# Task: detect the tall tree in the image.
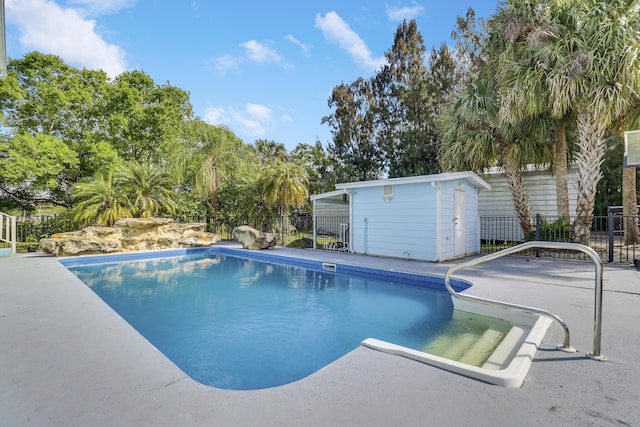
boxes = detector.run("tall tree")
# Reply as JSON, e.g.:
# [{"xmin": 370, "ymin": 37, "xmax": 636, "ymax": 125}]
[
  {"xmin": 259, "ymin": 160, "xmax": 309, "ymax": 219},
  {"xmin": 375, "ymin": 19, "xmax": 439, "ymax": 177},
  {"xmin": 497, "ymin": 0, "xmax": 640, "ymax": 244},
  {"xmin": 495, "ymin": 0, "xmax": 574, "ymax": 222},
  {"xmin": 105, "ymin": 70, "xmax": 193, "ymax": 164},
  {"xmin": 174, "ymin": 119, "xmax": 258, "ymax": 218},
  {"xmin": 440, "ymin": 75, "xmax": 552, "ymax": 235},
  {"xmin": 0, "ymin": 133, "xmax": 78, "ymax": 208},
  {"xmin": 322, "ymin": 78, "xmax": 384, "ymax": 182},
  {"xmin": 0, "ymin": 52, "xmax": 112, "ymax": 206},
  {"xmin": 253, "ymin": 139, "xmax": 288, "ymax": 163},
  {"xmin": 290, "ymin": 141, "xmax": 336, "ymax": 196},
  {"xmin": 450, "ymin": 7, "xmax": 486, "ymax": 88}
]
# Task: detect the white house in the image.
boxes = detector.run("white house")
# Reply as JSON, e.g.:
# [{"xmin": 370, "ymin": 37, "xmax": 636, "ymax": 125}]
[
  {"xmin": 311, "ymin": 171, "xmax": 491, "ymax": 262},
  {"xmin": 478, "ymin": 166, "xmax": 579, "ymax": 242}
]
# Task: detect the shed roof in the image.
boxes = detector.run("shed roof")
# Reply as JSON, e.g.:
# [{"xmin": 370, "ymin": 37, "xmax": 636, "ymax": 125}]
[
  {"xmin": 311, "ymin": 171, "xmax": 490, "ymax": 203},
  {"xmin": 334, "ymin": 171, "xmax": 491, "ymax": 191},
  {"xmin": 310, "ymin": 189, "xmax": 349, "ymax": 203}
]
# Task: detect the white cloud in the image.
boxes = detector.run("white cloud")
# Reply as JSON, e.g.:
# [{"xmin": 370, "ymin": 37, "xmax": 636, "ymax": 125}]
[
  {"xmin": 63, "ymin": 0, "xmax": 136, "ymax": 17},
  {"xmin": 284, "ymin": 34, "xmax": 310, "ymax": 55},
  {"xmin": 203, "ymin": 103, "xmax": 276, "ymax": 138},
  {"xmin": 315, "ymin": 11, "xmax": 385, "ymax": 71},
  {"xmin": 386, "ymin": 4, "xmax": 425, "ymax": 21},
  {"xmin": 245, "ymin": 103, "xmax": 273, "ymax": 122},
  {"xmin": 6, "ymin": 0, "xmax": 127, "ymax": 78},
  {"xmin": 211, "ymin": 55, "xmax": 239, "ymax": 72},
  {"xmin": 210, "ymin": 40, "xmax": 290, "ymax": 73},
  {"xmin": 241, "ymin": 40, "xmax": 282, "ymax": 64}
]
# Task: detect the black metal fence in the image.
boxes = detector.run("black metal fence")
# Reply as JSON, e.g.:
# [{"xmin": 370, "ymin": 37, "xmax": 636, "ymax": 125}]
[
  {"xmin": 481, "ymin": 214, "xmax": 639, "ymax": 264},
  {"xmin": 11, "ymin": 213, "xmax": 640, "ymax": 264},
  {"xmin": 14, "ymin": 215, "xmax": 89, "ymax": 242}
]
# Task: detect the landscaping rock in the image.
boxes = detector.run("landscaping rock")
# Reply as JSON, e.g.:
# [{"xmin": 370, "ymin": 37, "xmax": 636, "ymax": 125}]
[
  {"xmin": 39, "ymin": 218, "xmax": 220, "ymax": 256},
  {"xmin": 232, "ymin": 225, "xmax": 276, "ymax": 250}
]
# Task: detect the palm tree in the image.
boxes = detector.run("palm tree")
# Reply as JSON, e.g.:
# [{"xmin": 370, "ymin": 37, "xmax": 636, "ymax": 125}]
[
  {"xmin": 175, "ymin": 119, "xmax": 258, "ymax": 218},
  {"xmin": 259, "ymin": 160, "xmax": 309, "ymax": 236},
  {"xmin": 118, "ymin": 161, "xmax": 178, "ymax": 218},
  {"xmin": 493, "ymin": 0, "xmax": 574, "ymax": 222},
  {"xmin": 72, "ymin": 171, "xmax": 132, "ymax": 226},
  {"xmin": 253, "ymin": 139, "xmax": 288, "ymax": 164},
  {"xmin": 440, "ymin": 74, "xmax": 553, "ymax": 236},
  {"xmin": 497, "ymin": 0, "xmax": 640, "ymax": 244}
]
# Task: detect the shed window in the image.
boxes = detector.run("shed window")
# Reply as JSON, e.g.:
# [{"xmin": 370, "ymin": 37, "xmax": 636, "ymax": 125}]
[{"xmin": 382, "ymin": 185, "xmax": 394, "ymax": 202}]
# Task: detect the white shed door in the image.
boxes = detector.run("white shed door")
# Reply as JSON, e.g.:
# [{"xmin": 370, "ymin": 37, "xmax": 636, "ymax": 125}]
[{"xmin": 454, "ymin": 190, "xmax": 466, "ymax": 257}]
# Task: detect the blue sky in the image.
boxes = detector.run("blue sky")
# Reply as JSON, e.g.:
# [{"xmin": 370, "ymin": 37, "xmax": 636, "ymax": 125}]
[{"xmin": 5, "ymin": 0, "xmax": 500, "ymax": 150}]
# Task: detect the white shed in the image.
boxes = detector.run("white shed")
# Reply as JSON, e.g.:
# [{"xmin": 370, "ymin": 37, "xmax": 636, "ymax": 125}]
[{"xmin": 311, "ymin": 171, "xmax": 491, "ymax": 262}]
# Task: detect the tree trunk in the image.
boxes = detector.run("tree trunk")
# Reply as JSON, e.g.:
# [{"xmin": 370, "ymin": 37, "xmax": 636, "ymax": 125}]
[
  {"xmin": 502, "ymin": 149, "xmax": 533, "ymax": 236},
  {"xmin": 554, "ymin": 118, "xmax": 570, "ymax": 222},
  {"xmin": 573, "ymin": 112, "xmax": 607, "ymax": 245},
  {"xmin": 209, "ymin": 161, "xmax": 218, "ymax": 218},
  {"xmin": 622, "ymin": 166, "xmax": 638, "ymax": 245}
]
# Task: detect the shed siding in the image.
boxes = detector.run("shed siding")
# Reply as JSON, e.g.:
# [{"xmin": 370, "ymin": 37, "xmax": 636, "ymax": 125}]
[
  {"xmin": 435, "ymin": 181, "xmax": 480, "ymax": 260},
  {"xmin": 439, "ymin": 184, "xmax": 455, "ymax": 260},
  {"xmin": 351, "ymin": 183, "xmax": 437, "ymax": 260}
]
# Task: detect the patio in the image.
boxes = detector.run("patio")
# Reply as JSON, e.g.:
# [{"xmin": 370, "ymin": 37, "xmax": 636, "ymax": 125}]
[{"xmin": 1, "ymin": 246, "xmax": 639, "ymax": 426}]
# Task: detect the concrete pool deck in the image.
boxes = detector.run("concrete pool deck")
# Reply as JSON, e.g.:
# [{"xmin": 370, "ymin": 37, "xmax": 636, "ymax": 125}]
[{"xmin": 1, "ymin": 246, "xmax": 639, "ymax": 426}]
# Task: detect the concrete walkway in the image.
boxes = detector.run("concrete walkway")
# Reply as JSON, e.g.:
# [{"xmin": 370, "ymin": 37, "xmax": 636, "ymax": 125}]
[{"xmin": 1, "ymin": 247, "xmax": 639, "ymax": 426}]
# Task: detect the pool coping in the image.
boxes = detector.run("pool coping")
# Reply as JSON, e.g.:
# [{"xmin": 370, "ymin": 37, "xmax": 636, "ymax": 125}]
[{"xmin": 2, "ymin": 246, "xmax": 640, "ymax": 426}]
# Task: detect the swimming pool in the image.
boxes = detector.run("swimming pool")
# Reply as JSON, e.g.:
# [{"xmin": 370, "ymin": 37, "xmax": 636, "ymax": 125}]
[{"xmin": 61, "ymin": 248, "xmax": 550, "ymax": 388}]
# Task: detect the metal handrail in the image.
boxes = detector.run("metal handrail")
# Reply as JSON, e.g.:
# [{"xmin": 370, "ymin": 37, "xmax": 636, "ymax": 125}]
[{"xmin": 445, "ymin": 241, "xmax": 606, "ymax": 361}]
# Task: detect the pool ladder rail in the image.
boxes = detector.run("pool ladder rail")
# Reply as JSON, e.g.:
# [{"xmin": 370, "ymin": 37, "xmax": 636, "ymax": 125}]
[{"xmin": 444, "ymin": 241, "xmax": 607, "ymax": 362}]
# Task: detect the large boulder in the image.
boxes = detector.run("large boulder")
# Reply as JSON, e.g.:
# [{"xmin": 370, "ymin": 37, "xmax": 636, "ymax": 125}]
[
  {"xmin": 39, "ymin": 227, "xmax": 123, "ymax": 256},
  {"xmin": 232, "ymin": 225, "xmax": 276, "ymax": 250},
  {"xmin": 39, "ymin": 218, "xmax": 220, "ymax": 256}
]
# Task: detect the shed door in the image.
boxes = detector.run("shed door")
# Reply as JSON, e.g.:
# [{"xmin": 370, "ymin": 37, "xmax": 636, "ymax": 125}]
[{"xmin": 454, "ymin": 190, "xmax": 466, "ymax": 257}]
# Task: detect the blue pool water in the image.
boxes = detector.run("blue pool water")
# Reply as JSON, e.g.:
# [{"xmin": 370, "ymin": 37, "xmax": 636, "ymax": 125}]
[{"xmin": 65, "ymin": 250, "xmax": 460, "ymax": 390}]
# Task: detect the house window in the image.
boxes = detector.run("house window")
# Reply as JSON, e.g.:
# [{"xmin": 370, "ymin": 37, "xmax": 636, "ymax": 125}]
[{"xmin": 382, "ymin": 185, "xmax": 394, "ymax": 202}]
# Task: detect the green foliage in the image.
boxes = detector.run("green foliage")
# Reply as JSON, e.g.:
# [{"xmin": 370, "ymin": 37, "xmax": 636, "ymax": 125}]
[
  {"xmin": 105, "ymin": 71, "xmax": 193, "ymax": 163},
  {"xmin": 173, "ymin": 119, "xmax": 260, "ymax": 217},
  {"xmin": 259, "ymin": 160, "xmax": 309, "ymax": 217},
  {"xmin": 290, "ymin": 141, "xmax": 336, "ymax": 195},
  {"xmin": 72, "ymin": 161, "xmax": 179, "ymax": 225},
  {"xmin": 0, "ymin": 53, "xmax": 195, "ymax": 210},
  {"xmin": 0, "ymin": 133, "xmax": 79, "ymax": 208},
  {"xmin": 323, "ymin": 18, "xmax": 475, "ymax": 180},
  {"xmin": 323, "ymin": 78, "xmax": 384, "ymax": 182},
  {"xmin": 72, "ymin": 171, "xmax": 132, "ymax": 226},
  {"xmin": 286, "ymin": 237, "xmax": 314, "ymax": 249},
  {"xmin": 118, "ymin": 161, "xmax": 178, "ymax": 218},
  {"xmin": 525, "ymin": 217, "xmax": 572, "ymax": 243}
]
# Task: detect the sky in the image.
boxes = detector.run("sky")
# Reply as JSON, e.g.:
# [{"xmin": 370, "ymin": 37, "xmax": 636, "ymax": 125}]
[{"xmin": 4, "ymin": 0, "xmax": 500, "ymax": 150}]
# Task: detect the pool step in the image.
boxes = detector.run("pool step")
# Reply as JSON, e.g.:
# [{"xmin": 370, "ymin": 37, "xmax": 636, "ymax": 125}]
[
  {"xmin": 421, "ymin": 311, "xmax": 515, "ymax": 367},
  {"xmin": 423, "ymin": 327, "xmax": 509, "ymax": 366}
]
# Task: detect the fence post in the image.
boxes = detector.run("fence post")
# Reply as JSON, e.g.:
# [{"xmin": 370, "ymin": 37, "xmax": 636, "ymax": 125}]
[
  {"xmin": 607, "ymin": 212, "xmax": 614, "ymax": 263},
  {"xmin": 535, "ymin": 214, "xmax": 541, "ymax": 258}
]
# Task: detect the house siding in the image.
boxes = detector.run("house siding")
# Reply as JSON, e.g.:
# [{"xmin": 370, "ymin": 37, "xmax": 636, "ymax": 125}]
[
  {"xmin": 479, "ymin": 168, "xmax": 578, "ymax": 218},
  {"xmin": 351, "ymin": 183, "xmax": 437, "ymax": 260},
  {"xmin": 479, "ymin": 168, "xmax": 579, "ymax": 242}
]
